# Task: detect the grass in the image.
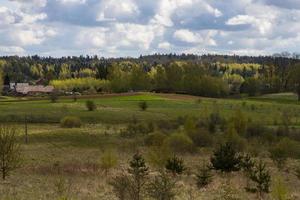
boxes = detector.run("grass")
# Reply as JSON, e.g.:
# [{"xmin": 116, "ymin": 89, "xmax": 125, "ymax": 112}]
[
  {"xmin": 0, "ymin": 92, "xmax": 299, "ymax": 125},
  {"xmin": 249, "ymin": 92, "xmax": 300, "ymax": 105},
  {"xmin": 0, "ymin": 92, "xmax": 300, "ymax": 199}
]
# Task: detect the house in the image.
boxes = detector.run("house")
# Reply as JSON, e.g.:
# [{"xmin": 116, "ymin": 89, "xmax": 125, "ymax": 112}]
[{"xmin": 14, "ymin": 83, "xmax": 54, "ymax": 95}]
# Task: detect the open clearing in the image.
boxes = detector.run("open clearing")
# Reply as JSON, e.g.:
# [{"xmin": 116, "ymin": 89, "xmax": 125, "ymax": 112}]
[{"xmin": 0, "ymin": 93, "xmax": 300, "ymax": 199}]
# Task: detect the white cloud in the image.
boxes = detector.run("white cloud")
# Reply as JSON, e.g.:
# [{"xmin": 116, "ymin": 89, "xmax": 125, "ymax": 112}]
[
  {"xmin": 75, "ymin": 22, "xmax": 164, "ymax": 51},
  {"xmin": 20, "ymin": 13, "xmax": 47, "ymax": 23},
  {"xmin": 151, "ymin": 0, "xmax": 222, "ymax": 27},
  {"xmin": 0, "ymin": 45, "xmax": 25, "ymax": 55},
  {"xmin": 2, "ymin": 0, "xmax": 300, "ymax": 56},
  {"xmin": 76, "ymin": 28, "xmax": 107, "ymax": 47},
  {"xmin": 158, "ymin": 42, "xmax": 171, "ymax": 49},
  {"xmin": 0, "ymin": 6, "xmax": 16, "ymax": 25},
  {"xmin": 174, "ymin": 29, "xmax": 201, "ymax": 43},
  {"xmin": 96, "ymin": 0, "xmax": 139, "ymax": 21},
  {"xmin": 5, "ymin": 25, "xmax": 57, "ymax": 46},
  {"xmin": 58, "ymin": 0, "xmax": 86, "ymax": 4},
  {"xmin": 113, "ymin": 23, "xmax": 162, "ymax": 50},
  {"xmin": 9, "ymin": 0, "xmax": 47, "ymax": 7},
  {"xmin": 173, "ymin": 29, "xmax": 217, "ymax": 47},
  {"xmin": 226, "ymin": 15, "xmax": 273, "ymax": 35}
]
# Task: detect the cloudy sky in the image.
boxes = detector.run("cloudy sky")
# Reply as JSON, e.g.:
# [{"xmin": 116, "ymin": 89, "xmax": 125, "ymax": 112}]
[{"xmin": 0, "ymin": 0, "xmax": 300, "ymax": 57}]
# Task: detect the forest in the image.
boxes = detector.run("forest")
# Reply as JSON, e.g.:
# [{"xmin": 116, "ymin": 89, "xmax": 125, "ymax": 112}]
[{"xmin": 0, "ymin": 54, "xmax": 300, "ymax": 100}]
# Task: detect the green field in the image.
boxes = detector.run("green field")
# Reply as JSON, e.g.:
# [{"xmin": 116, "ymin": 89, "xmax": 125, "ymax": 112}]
[
  {"xmin": 0, "ymin": 93, "xmax": 300, "ymax": 199},
  {"xmin": 0, "ymin": 92, "xmax": 299, "ymax": 126}
]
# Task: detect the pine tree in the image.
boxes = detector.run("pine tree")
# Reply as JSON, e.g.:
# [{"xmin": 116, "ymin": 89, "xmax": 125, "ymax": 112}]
[
  {"xmin": 210, "ymin": 142, "xmax": 241, "ymax": 172},
  {"xmin": 109, "ymin": 173, "xmax": 130, "ymax": 200},
  {"xmin": 146, "ymin": 172, "xmax": 177, "ymax": 200},
  {"xmin": 195, "ymin": 162, "xmax": 213, "ymax": 188},
  {"xmin": 127, "ymin": 153, "xmax": 149, "ymax": 200},
  {"xmin": 249, "ymin": 160, "xmax": 271, "ymax": 198},
  {"xmin": 165, "ymin": 155, "xmax": 186, "ymax": 176},
  {"xmin": 240, "ymin": 154, "xmax": 255, "ymax": 191}
]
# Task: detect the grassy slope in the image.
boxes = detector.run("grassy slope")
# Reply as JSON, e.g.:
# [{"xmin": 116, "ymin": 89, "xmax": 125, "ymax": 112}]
[
  {"xmin": 0, "ymin": 93, "xmax": 300, "ymax": 199},
  {"xmin": 0, "ymin": 92, "xmax": 299, "ymax": 125}
]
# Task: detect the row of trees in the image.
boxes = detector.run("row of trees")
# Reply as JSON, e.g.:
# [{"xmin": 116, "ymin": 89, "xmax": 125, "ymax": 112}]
[{"xmin": 1, "ymin": 55, "xmax": 300, "ymax": 99}]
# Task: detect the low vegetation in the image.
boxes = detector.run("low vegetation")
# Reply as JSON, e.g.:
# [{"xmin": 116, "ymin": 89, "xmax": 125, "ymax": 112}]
[
  {"xmin": 0, "ymin": 93, "xmax": 299, "ymax": 199},
  {"xmin": 60, "ymin": 116, "xmax": 82, "ymax": 128}
]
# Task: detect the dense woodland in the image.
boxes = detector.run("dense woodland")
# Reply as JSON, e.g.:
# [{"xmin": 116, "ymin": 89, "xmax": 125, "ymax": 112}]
[{"xmin": 0, "ymin": 54, "xmax": 300, "ymax": 99}]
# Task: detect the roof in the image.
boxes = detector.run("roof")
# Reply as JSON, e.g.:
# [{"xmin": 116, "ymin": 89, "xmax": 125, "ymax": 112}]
[{"xmin": 15, "ymin": 84, "xmax": 54, "ymax": 94}]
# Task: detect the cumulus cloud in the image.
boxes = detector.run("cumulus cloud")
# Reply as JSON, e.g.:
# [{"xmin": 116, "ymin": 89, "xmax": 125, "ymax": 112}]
[
  {"xmin": 151, "ymin": 0, "xmax": 222, "ymax": 27},
  {"xmin": 9, "ymin": 0, "xmax": 47, "ymax": 7},
  {"xmin": 158, "ymin": 42, "xmax": 171, "ymax": 49},
  {"xmin": 96, "ymin": 0, "xmax": 139, "ymax": 22},
  {"xmin": 173, "ymin": 29, "xmax": 217, "ymax": 46},
  {"xmin": 4, "ymin": 25, "xmax": 57, "ymax": 46},
  {"xmin": 1, "ymin": 0, "xmax": 300, "ymax": 56},
  {"xmin": 75, "ymin": 22, "xmax": 164, "ymax": 51},
  {"xmin": 226, "ymin": 15, "xmax": 273, "ymax": 35},
  {"xmin": 0, "ymin": 45, "xmax": 25, "ymax": 55},
  {"xmin": 58, "ymin": 0, "xmax": 87, "ymax": 4},
  {"xmin": 0, "ymin": 6, "xmax": 16, "ymax": 25},
  {"xmin": 174, "ymin": 29, "xmax": 201, "ymax": 43}
]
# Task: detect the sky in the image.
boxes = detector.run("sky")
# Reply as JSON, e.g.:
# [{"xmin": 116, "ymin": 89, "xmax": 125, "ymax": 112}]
[{"xmin": 0, "ymin": 0, "xmax": 300, "ymax": 57}]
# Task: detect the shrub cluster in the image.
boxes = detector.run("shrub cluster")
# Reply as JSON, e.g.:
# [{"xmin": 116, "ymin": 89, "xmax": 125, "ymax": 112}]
[{"xmin": 60, "ymin": 116, "xmax": 82, "ymax": 128}]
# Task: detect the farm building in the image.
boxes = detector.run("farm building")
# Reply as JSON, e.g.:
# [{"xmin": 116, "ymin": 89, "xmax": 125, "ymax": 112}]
[{"xmin": 9, "ymin": 83, "xmax": 54, "ymax": 95}]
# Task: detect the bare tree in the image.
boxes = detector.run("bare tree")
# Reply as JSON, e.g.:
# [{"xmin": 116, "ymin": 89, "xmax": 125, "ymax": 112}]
[{"xmin": 0, "ymin": 125, "xmax": 21, "ymax": 180}]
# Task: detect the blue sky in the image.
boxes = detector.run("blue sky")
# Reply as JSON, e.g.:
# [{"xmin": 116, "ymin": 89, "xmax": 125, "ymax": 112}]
[{"xmin": 0, "ymin": 0, "xmax": 300, "ymax": 57}]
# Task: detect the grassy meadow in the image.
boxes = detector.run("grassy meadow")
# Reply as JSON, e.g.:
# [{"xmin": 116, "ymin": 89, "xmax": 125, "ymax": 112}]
[{"xmin": 0, "ymin": 92, "xmax": 300, "ymax": 199}]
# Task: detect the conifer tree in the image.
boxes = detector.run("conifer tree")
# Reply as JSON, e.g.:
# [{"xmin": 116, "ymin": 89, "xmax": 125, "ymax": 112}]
[{"xmin": 210, "ymin": 142, "xmax": 241, "ymax": 172}]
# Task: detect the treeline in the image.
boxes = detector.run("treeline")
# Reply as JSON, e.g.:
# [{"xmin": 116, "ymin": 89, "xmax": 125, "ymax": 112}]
[{"xmin": 0, "ymin": 54, "xmax": 300, "ymax": 98}]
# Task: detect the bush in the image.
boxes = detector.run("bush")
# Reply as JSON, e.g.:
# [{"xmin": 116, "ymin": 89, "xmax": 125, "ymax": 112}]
[
  {"xmin": 271, "ymin": 177, "xmax": 289, "ymax": 200},
  {"xmin": 269, "ymin": 138, "xmax": 300, "ymax": 169},
  {"xmin": 120, "ymin": 122, "xmax": 153, "ymax": 138},
  {"xmin": 0, "ymin": 125, "xmax": 21, "ymax": 180},
  {"xmin": 187, "ymin": 128, "xmax": 214, "ymax": 147},
  {"xmin": 139, "ymin": 101, "xmax": 148, "ymax": 111},
  {"xmin": 230, "ymin": 109, "xmax": 247, "ymax": 136},
  {"xmin": 50, "ymin": 91, "xmax": 59, "ymax": 103},
  {"xmin": 144, "ymin": 132, "xmax": 167, "ymax": 146},
  {"xmin": 208, "ymin": 111, "xmax": 223, "ymax": 133},
  {"xmin": 101, "ymin": 150, "xmax": 118, "ymax": 175},
  {"xmin": 195, "ymin": 162, "xmax": 213, "ymax": 188},
  {"xmin": 109, "ymin": 173, "xmax": 130, "ymax": 200},
  {"xmin": 146, "ymin": 172, "xmax": 177, "ymax": 200},
  {"xmin": 146, "ymin": 145, "xmax": 171, "ymax": 169},
  {"xmin": 225, "ymin": 124, "xmax": 247, "ymax": 152},
  {"xmin": 60, "ymin": 116, "xmax": 82, "ymax": 128},
  {"xmin": 164, "ymin": 133, "xmax": 194, "ymax": 153},
  {"xmin": 269, "ymin": 145, "xmax": 289, "ymax": 170},
  {"xmin": 246, "ymin": 122, "xmax": 267, "ymax": 138},
  {"xmin": 86, "ymin": 100, "xmax": 97, "ymax": 111},
  {"xmin": 165, "ymin": 155, "xmax": 185, "ymax": 176}
]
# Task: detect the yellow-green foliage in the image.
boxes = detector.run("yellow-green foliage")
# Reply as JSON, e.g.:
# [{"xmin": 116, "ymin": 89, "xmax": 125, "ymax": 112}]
[
  {"xmin": 272, "ymin": 177, "xmax": 289, "ymax": 200},
  {"xmin": 218, "ymin": 62, "xmax": 261, "ymax": 72},
  {"xmin": 101, "ymin": 150, "xmax": 118, "ymax": 174},
  {"xmin": 60, "ymin": 116, "xmax": 82, "ymax": 128},
  {"xmin": 50, "ymin": 78, "xmax": 110, "ymax": 92}
]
